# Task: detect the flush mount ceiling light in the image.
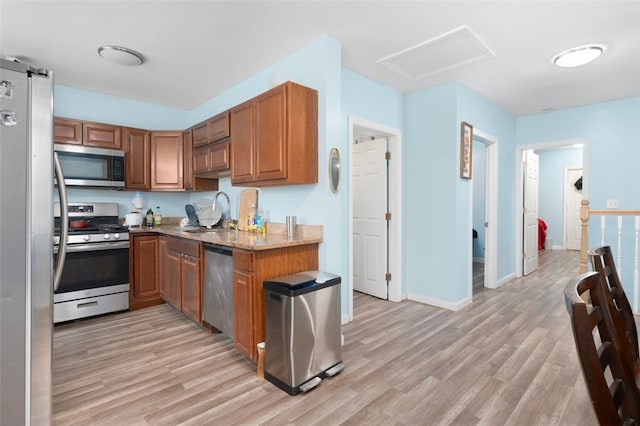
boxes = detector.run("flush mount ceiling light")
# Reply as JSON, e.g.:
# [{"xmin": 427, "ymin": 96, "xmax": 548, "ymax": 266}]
[
  {"xmin": 97, "ymin": 45, "xmax": 144, "ymax": 66},
  {"xmin": 553, "ymin": 44, "xmax": 604, "ymax": 68}
]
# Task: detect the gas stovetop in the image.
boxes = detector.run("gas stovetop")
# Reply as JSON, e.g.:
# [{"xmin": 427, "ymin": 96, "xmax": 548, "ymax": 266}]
[
  {"xmin": 54, "ymin": 202, "xmax": 129, "ymax": 245},
  {"xmin": 56, "ymin": 223, "xmax": 128, "ymax": 235}
]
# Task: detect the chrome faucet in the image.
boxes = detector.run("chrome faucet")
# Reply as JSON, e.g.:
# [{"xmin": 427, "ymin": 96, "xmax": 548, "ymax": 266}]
[{"xmin": 213, "ymin": 191, "xmax": 232, "ymax": 227}]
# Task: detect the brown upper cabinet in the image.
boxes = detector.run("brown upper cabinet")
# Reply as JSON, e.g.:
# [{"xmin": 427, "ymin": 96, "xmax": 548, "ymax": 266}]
[
  {"xmin": 123, "ymin": 127, "xmax": 151, "ymax": 189},
  {"xmin": 122, "ymin": 127, "xmax": 216, "ymax": 192},
  {"xmin": 54, "ymin": 117, "xmax": 217, "ymax": 192},
  {"xmin": 230, "ymin": 81, "xmax": 318, "ymax": 187},
  {"xmin": 193, "ymin": 110, "xmax": 230, "ymax": 148},
  {"xmin": 192, "ymin": 110, "xmax": 231, "ymax": 178},
  {"xmin": 184, "ymin": 128, "xmax": 219, "ymax": 191},
  {"xmin": 193, "ymin": 140, "xmax": 231, "ymax": 177},
  {"xmin": 54, "ymin": 118, "xmax": 121, "ymax": 149},
  {"xmin": 53, "ymin": 118, "xmax": 82, "ymax": 145},
  {"xmin": 150, "ymin": 131, "xmax": 186, "ymax": 190}
]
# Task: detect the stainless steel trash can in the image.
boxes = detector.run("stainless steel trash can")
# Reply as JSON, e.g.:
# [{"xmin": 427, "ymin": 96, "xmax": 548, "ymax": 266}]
[{"xmin": 263, "ymin": 271, "xmax": 344, "ymax": 395}]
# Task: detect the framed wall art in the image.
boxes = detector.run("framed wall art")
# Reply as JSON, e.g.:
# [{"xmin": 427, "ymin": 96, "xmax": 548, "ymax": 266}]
[{"xmin": 460, "ymin": 121, "xmax": 473, "ymax": 179}]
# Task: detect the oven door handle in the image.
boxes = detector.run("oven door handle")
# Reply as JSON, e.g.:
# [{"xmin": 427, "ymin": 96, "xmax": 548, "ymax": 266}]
[
  {"xmin": 54, "ymin": 241, "xmax": 130, "ymax": 253},
  {"xmin": 53, "ymin": 152, "xmax": 68, "ymax": 292}
]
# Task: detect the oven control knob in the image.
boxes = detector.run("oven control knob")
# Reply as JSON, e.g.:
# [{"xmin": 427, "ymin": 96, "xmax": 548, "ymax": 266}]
[
  {"xmin": 113, "ymin": 233, "xmax": 120, "ymax": 240},
  {"xmin": 103, "ymin": 234, "xmax": 111, "ymax": 240},
  {"xmin": 83, "ymin": 235, "xmax": 91, "ymax": 242}
]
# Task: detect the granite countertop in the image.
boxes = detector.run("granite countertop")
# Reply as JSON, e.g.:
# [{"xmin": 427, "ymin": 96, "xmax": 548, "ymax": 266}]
[{"xmin": 129, "ymin": 221, "xmax": 322, "ymax": 251}]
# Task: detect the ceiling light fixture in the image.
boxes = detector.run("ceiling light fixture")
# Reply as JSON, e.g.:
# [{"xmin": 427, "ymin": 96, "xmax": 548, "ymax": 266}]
[
  {"xmin": 97, "ymin": 45, "xmax": 144, "ymax": 66},
  {"xmin": 553, "ymin": 44, "xmax": 604, "ymax": 68}
]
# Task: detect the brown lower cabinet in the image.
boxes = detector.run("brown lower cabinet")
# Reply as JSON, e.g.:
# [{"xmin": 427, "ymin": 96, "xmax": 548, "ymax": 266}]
[
  {"xmin": 132, "ymin": 233, "xmax": 319, "ymax": 362},
  {"xmin": 130, "ymin": 233, "xmax": 162, "ymax": 310},
  {"xmin": 159, "ymin": 235, "xmax": 202, "ymax": 324},
  {"xmin": 233, "ymin": 243, "xmax": 319, "ymax": 361}
]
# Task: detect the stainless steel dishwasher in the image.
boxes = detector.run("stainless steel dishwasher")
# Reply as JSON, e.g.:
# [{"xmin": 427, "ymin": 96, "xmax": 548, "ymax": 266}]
[{"xmin": 203, "ymin": 244, "xmax": 234, "ymax": 339}]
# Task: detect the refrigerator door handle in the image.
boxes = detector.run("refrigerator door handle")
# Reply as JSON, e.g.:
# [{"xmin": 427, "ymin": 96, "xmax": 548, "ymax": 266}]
[{"xmin": 53, "ymin": 152, "xmax": 68, "ymax": 291}]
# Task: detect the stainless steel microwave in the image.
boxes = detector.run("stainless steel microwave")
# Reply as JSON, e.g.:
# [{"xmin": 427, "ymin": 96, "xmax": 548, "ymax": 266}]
[{"xmin": 54, "ymin": 143, "xmax": 125, "ymax": 189}]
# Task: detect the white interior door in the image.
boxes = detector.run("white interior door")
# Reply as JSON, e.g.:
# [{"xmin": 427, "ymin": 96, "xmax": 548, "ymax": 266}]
[
  {"xmin": 353, "ymin": 138, "xmax": 388, "ymax": 299},
  {"xmin": 523, "ymin": 150, "xmax": 539, "ymax": 276},
  {"xmin": 564, "ymin": 168, "xmax": 583, "ymax": 250}
]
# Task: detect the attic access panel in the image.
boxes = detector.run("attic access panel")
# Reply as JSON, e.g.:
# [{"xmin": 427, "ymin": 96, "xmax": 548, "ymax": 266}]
[{"xmin": 377, "ymin": 25, "xmax": 495, "ymax": 80}]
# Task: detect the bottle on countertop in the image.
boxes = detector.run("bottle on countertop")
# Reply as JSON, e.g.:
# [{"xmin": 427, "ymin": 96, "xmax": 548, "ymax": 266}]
[
  {"xmin": 154, "ymin": 206, "xmax": 162, "ymax": 226},
  {"xmin": 262, "ymin": 209, "xmax": 269, "ymax": 235},
  {"xmin": 256, "ymin": 208, "xmax": 264, "ymax": 234},
  {"xmin": 247, "ymin": 205, "xmax": 257, "ymax": 232},
  {"xmin": 146, "ymin": 208, "xmax": 154, "ymax": 228}
]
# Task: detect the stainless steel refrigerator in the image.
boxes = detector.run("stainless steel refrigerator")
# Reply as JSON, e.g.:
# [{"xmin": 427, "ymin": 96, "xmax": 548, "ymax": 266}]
[{"xmin": 1, "ymin": 58, "xmax": 68, "ymax": 425}]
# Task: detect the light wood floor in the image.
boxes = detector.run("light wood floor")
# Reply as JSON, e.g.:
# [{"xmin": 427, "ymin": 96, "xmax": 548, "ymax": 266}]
[{"xmin": 53, "ymin": 249, "xmax": 597, "ymax": 425}]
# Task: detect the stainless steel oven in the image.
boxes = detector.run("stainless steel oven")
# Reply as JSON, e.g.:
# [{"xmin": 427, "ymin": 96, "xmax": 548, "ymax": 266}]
[{"xmin": 53, "ymin": 202, "xmax": 129, "ymax": 323}]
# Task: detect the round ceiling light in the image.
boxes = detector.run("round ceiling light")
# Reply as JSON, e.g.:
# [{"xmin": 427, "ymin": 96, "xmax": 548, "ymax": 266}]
[
  {"xmin": 97, "ymin": 45, "xmax": 144, "ymax": 66},
  {"xmin": 553, "ymin": 44, "xmax": 604, "ymax": 68}
]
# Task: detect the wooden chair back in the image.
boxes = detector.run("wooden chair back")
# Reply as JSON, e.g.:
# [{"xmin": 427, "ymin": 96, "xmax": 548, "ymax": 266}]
[
  {"xmin": 564, "ymin": 272, "xmax": 640, "ymax": 424},
  {"xmin": 589, "ymin": 245, "xmax": 639, "ymax": 363}
]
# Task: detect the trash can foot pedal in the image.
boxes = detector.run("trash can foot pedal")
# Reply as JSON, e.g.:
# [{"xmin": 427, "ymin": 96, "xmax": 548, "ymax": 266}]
[
  {"xmin": 299, "ymin": 376, "xmax": 322, "ymax": 393},
  {"xmin": 323, "ymin": 362, "xmax": 344, "ymax": 378}
]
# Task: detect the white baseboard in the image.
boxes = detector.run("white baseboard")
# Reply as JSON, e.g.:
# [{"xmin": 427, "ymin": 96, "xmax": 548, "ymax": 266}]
[
  {"xmin": 341, "ymin": 314, "xmax": 350, "ymax": 325},
  {"xmin": 496, "ymin": 273, "xmax": 515, "ymax": 288},
  {"xmin": 407, "ymin": 293, "xmax": 472, "ymax": 311}
]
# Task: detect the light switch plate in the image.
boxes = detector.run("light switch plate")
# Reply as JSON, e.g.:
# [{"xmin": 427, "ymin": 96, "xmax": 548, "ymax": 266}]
[{"xmin": 606, "ymin": 199, "xmax": 619, "ymax": 209}]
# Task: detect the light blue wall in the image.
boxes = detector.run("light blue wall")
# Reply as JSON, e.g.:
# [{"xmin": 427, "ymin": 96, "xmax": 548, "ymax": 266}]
[
  {"xmin": 405, "ymin": 82, "xmax": 460, "ymax": 301},
  {"xmin": 341, "ymin": 74, "xmax": 517, "ymax": 306},
  {"xmin": 535, "ymin": 148, "xmax": 583, "ymax": 247},
  {"xmin": 517, "ymin": 98, "xmax": 640, "ymax": 209},
  {"xmin": 341, "ymin": 67, "xmax": 404, "ymax": 291},
  {"xmin": 517, "ymin": 97, "xmax": 640, "ymax": 305},
  {"xmin": 54, "ymin": 85, "xmax": 189, "ymax": 130},
  {"xmin": 341, "ymin": 68, "xmax": 405, "ymax": 128},
  {"xmin": 458, "ymin": 83, "xmax": 517, "ymax": 290},
  {"xmin": 53, "ymin": 188, "xmax": 191, "ymax": 220},
  {"xmin": 472, "ymin": 139, "xmax": 486, "ymax": 260}
]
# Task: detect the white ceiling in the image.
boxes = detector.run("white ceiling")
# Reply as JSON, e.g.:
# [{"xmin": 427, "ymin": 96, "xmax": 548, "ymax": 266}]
[{"xmin": 2, "ymin": 1, "xmax": 639, "ymax": 117}]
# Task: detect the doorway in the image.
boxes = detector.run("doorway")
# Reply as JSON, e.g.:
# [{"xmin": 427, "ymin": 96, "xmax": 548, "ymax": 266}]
[
  {"xmin": 523, "ymin": 149, "xmax": 540, "ymax": 276},
  {"xmin": 564, "ymin": 167, "xmax": 583, "ymax": 250},
  {"xmin": 352, "ymin": 137, "xmax": 388, "ymax": 299},
  {"xmin": 472, "ymin": 139, "xmax": 486, "ymax": 293},
  {"xmin": 469, "ymin": 129, "xmax": 498, "ymax": 293},
  {"xmin": 348, "ymin": 117, "xmax": 402, "ymax": 322},
  {"xmin": 515, "ymin": 140, "xmax": 588, "ymax": 277}
]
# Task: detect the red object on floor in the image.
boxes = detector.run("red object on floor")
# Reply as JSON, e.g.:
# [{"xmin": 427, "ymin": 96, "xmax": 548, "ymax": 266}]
[{"xmin": 538, "ymin": 218, "xmax": 547, "ymax": 250}]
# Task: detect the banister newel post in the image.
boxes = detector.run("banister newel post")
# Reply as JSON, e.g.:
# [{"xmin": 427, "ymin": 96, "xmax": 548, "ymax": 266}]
[{"xmin": 580, "ymin": 199, "xmax": 590, "ymax": 273}]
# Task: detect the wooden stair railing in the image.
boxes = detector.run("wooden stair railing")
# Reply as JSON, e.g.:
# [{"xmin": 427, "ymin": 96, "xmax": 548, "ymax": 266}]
[{"xmin": 579, "ymin": 199, "xmax": 640, "ymax": 312}]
